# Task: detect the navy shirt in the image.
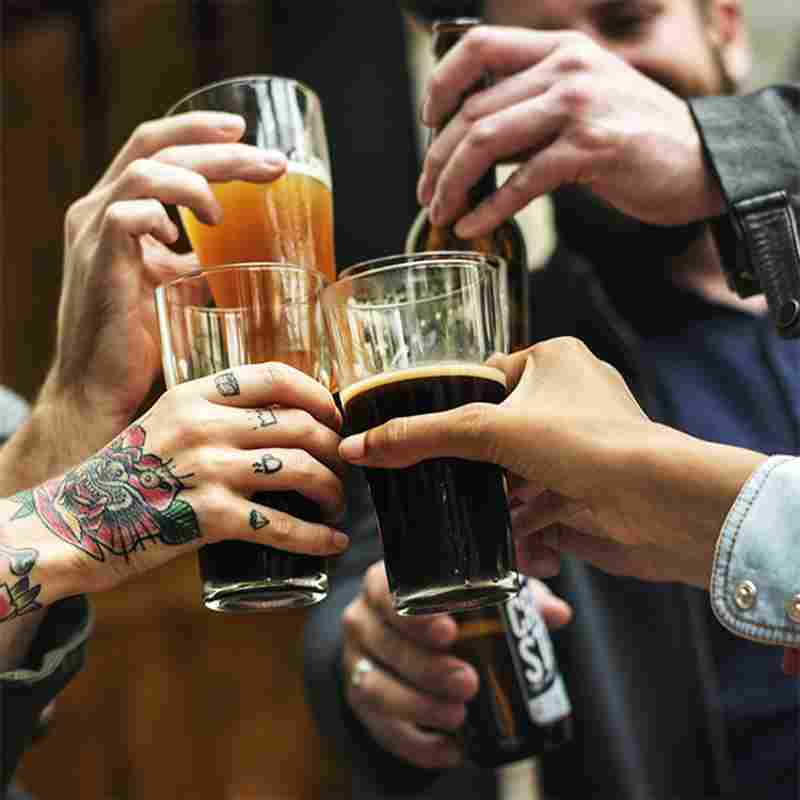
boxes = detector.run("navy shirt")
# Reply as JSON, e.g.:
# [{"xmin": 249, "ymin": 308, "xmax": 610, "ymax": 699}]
[{"xmin": 641, "ymin": 307, "xmax": 800, "ymax": 798}]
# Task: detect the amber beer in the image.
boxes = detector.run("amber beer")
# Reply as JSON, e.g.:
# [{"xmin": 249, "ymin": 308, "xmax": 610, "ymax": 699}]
[
  {"xmin": 341, "ymin": 363, "xmax": 517, "ymax": 615},
  {"xmin": 454, "ymin": 576, "xmax": 573, "ymax": 767},
  {"xmin": 180, "ymin": 162, "xmax": 335, "ymax": 282}
]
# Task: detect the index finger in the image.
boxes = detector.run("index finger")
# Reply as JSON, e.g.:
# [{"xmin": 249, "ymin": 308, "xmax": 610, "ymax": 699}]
[
  {"xmin": 186, "ymin": 362, "xmax": 342, "ymax": 432},
  {"xmin": 422, "ymin": 26, "xmax": 565, "ymax": 127},
  {"xmin": 363, "ymin": 562, "xmax": 458, "ymax": 649},
  {"xmin": 97, "ymin": 112, "xmax": 246, "ymax": 189}
]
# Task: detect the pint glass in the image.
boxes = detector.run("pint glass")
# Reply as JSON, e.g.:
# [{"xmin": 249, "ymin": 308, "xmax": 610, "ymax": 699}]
[
  {"xmin": 156, "ymin": 263, "xmax": 329, "ymax": 612},
  {"xmin": 167, "ymin": 76, "xmax": 335, "ymax": 281},
  {"xmin": 323, "ymin": 254, "xmax": 517, "ymax": 615}
]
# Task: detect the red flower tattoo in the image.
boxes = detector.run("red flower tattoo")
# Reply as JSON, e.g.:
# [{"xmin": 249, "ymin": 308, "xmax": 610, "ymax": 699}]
[{"xmin": 12, "ymin": 425, "xmax": 200, "ymax": 562}]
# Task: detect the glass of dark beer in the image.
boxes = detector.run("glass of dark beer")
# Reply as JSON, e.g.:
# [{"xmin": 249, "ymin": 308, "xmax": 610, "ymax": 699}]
[
  {"xmin": 323, "ymin": 254, "xmax": 518, "ymax": 615},
  {"xmin": 155, "ymin": 262, "xmax": 330, "ymax": 612}
]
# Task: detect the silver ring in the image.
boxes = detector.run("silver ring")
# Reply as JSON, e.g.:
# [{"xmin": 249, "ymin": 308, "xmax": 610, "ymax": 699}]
[{"xmin": 350, "ymin": 657, "xmax": 374, "ymax": 690}]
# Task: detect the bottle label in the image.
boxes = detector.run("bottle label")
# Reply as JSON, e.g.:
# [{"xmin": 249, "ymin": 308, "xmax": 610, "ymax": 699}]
[{"xmin": 501, "ymin": 577, "xmax": 572, "ymax": 725}]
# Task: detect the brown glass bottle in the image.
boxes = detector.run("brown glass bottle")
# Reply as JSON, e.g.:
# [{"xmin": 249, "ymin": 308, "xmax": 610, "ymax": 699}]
[
  {"xmin": 453, "ymin": 576, "xmax": 573, "ymax": 768},
  {"xmin": 406, "ymin": 17, "xmax": 530, "ymax": 352}
]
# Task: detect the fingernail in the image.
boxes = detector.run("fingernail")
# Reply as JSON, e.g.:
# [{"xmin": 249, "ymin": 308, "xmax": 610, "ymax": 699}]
[
  {"xmin": 215, "ymin": 113, "xmax": 246, "ymax": 133},
  {"xmin": 261, "ymin": 150, "xmax": 287, "ymax": 169},
  {"xmin": 454, "ymin": 215, "xmax": 477, "ymax": 238},
  {"xmin": 429, "ymin": 199, "xmax": 442, "ymax": 226},
  {"xmin": 421, "ymin": 97, "xmax": 432, "ymax": 126},
  {"xmin": 333, "ymin": 531, "xmax": 350, "ymax": 550},
  {"xmin": 417, "ymin": 174, "xmax": 430, "ymax": 206},
  {"xmin": 340, "ymin": 433, "xmax": 366, "ymax": 462}
]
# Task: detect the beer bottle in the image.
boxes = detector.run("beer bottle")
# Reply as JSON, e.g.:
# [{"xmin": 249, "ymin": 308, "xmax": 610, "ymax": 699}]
[
  {"xmin": 406, "ymin": 17, "xmax": 530, "ymax": 351},
  {"xmin": 453, "ymin": 576, "xmax": 573, "ymax": 768}
]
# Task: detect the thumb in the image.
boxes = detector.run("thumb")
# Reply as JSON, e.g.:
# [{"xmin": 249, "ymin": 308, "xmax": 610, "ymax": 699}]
[{"xmin": 339, "ymin": 402, "xmax": 508, "ymax": 469}]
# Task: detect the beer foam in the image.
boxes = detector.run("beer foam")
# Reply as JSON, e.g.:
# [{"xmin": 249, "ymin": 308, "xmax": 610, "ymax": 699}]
[
  {"xmin": 340, "ymin": 362, "xmax": 507, "ymax": 407},
  {"xmin": 286, "ymin": 158, "xmax": 331, "ymax": 190}
]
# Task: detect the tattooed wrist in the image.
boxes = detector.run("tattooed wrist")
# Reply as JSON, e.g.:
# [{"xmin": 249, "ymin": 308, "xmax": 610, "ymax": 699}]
[{"xmin": 9, "ymin": 425, "xmax": 201, "ymax": 565}]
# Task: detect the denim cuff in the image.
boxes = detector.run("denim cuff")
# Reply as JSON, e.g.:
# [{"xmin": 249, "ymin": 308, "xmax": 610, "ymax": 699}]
[{"xmin": 710, "ymin": 456, "xmax": 800, "ymax": 646}]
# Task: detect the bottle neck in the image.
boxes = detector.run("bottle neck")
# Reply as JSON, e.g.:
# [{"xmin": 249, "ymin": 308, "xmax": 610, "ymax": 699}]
[{"xmin": 431, "ymin": 18, "xmax": 496, "ymax": 214}]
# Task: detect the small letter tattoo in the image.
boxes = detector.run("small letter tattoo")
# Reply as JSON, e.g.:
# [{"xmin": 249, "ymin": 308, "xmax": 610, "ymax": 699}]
[
  {"xmin": 215, "ymin": 371, "xmax": 240, "ymax": 397},
  {"xmin": 253, "ymin": 454, "xmax": 283, "ymax": 475},
  {"xmin": 252, "ymin": 408, "xmax": 278, "ymax": 430},
  {"xmin": 250, "ymin": 510, "xmax": 268, "ymax": 530}
]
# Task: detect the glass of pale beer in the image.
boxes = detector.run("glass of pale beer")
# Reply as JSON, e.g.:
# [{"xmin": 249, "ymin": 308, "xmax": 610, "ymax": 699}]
[
  {"xmin": 156, "ymin": 262, "xmax": 330, "ymax": 613},
  {"xmin": 167, "ymin": 76, "xmax": 335, "ymax": 281},
  {"xmin": 323, "ymin": 254, "xmax": 517, "ymax": 616}
]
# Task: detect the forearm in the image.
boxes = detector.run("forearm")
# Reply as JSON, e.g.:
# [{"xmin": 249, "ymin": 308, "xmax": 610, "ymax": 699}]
[
  {"xmin": 629, "ymin": 424, "xmax": 768, "ymax": 586},
  {"xmin": 0, "ymin": 375, "xmax": 124, "ymax": 496},
  {"xmin": 0, "ymin": 498, "xmax": 78, "ymax": 671}
]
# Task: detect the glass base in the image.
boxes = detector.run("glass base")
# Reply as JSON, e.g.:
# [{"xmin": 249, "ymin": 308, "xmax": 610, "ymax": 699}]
[
  {"xmin": 393, "ymin": 573, "xmax": 520, "ymax": 616},
  {"xmin": 202, "ymin": 574, "xmax": 328, "ymax": 613}
]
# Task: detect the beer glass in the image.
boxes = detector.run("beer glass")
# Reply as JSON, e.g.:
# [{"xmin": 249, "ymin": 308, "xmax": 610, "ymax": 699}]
[
  {"xmin": 323, "ymin": 254, "xmax": 518, "ymax": 616},
  {"xmin": 167, "ymin": 76, "xmax": 335, "ymax": 281},
  {"xmin": 155, "ymin": 263, "xmax": 329, "ymax": 612}
]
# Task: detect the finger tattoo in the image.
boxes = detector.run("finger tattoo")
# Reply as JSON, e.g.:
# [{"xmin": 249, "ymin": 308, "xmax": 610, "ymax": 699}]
[
  {"xmin": 253, "ymin": 454, "xmax": 283, "ymax": 475},
  {"xmin": 252, "ymin": 408, "xmax": 278, "ymax": 430},
  {"xmin": 250, "ymin": 510, "xmax": 269, "ymax": 530},
  {"xmin": 215, "ymin": 371, "xmax": 240, "ymax": 397}
]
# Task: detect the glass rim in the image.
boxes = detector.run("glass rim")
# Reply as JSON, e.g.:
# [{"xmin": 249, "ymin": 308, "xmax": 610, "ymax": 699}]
[
  {"xmin": 156, "ymin": 261, "xmax": 328, "ymax": 302},
  {"xmin": 323, "ymin": 259, "xmax": 495, "ymax": 312},
  {"xmin": 166, "ymin": 74, "xmax": 321, "ymax": 116},
  {"xmin": 337, "ymin": 251, "xmax": 506, "ymax": 281}
]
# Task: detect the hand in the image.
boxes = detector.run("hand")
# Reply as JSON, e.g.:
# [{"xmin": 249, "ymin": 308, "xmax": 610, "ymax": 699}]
[
  {"xmin": 339, "ymin": 338, "xmax": 766, "ymax": 588},
  {"xmin": 48, "ymin": 111, "xmax": 287, "ymax": 445},
  {"xmin": 418, "ymin": 26, "xmax": 725, "ymax": 237},
  {"xmin": 341, "ymin": 561, "xmax": 570, "ymax": 769},
  {"xmin": 0, "ymin": 363, "xmax": 347, "ymax": 608}
]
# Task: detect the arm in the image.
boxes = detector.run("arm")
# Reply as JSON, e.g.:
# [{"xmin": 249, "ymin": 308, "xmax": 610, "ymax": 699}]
[
  {"xmin": 689, "ymin": 86, "xmax": 800, "ymax": 337},
  {"xmin": 336, "ymin": 339, "xmax": 800, "ymax": 649},
  {"xmin": 1, "ymin": 363, "xmax": 349, "ymax": 787},
  {"xmin": 0, "ymin": 111, "xmax": 290, "ymax": 669}
]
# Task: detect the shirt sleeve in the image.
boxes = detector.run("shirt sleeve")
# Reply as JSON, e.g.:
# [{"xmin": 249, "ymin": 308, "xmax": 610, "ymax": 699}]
[
  {"xmin": 1, "ymin": 595, "xmax": 93, "ymax": 791},
  {"xmin": 688, "ymin": 86, "xmax": 800, "ymax": 338},
  {"xmin": 710, "ymin": 456, "xmax": 800, "ymax": 647}
]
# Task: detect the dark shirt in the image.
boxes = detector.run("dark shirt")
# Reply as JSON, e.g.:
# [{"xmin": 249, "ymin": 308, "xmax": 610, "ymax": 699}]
[{"xmin": 641, "ymin": 305, "xmax": 800, "ymax": 798}]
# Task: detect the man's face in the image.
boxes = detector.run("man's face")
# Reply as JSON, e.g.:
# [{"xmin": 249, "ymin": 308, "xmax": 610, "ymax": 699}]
[{"xmin": 484, "ymin": 0, "xmax": 737, "ymax": 99}]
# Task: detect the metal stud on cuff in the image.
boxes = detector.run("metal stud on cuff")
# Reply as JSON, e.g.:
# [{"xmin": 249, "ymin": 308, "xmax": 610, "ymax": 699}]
[
  {"xmin": 785, "ymin": 594, "xmax": 800, "ymax": 625},
  {"xmin": 350, "ymin": 657, "xmax": 374, "ymax": 689},
  {"xmin": 734, "ymin": 580, "xmax": 757, "ymax": 610}
]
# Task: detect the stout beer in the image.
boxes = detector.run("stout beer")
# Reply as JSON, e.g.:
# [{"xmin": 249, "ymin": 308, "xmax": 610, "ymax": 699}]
[
  {"xmin": 454, "ymin": 576, "xmax": 573, "ymax": 767},
  {"xmin": 342, "ymin": 363, "xmax": 517, "ymax": 615}
]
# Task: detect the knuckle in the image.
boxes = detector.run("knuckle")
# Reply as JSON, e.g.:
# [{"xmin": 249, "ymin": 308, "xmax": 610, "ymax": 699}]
[
  {"xmin": 556, "ymin": 78, "xmax": 593, "ymax": 115},
  {"xmin": 342, "ymin": 602, "xmax": 364, "ymax": 640},
  {"xmin": 465, "ymin": 119, "xmax": 498, "ymax": 153},
  {"xmin": 382, "ymin": 417, "xmax": 410, "ymax": 450},
  {"xmin": 462, "ymin": 26, "xmax": 493, "ymax": 61},
  {"xmin": 459, "ymin": 93, "xmax": 485, "ymax": 126},
  {"xmin": 131, "ymin": 120, "xmax": 158, "ymax": 152},
  {"xmin": 556, "ymin": 36, "xmax": 595, "ymax": 73},
  {"xmin": 122, "ymin": 158, "xmax": 153, "ymax": 193},
  {"xmin": 64, "ymin": 198, "xmax": 90, "ymax": 239}
]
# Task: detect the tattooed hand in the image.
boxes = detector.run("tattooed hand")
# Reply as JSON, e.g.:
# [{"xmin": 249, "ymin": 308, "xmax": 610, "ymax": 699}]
[{"xmin": 0, "ymin": 363, "xmax": 349, "ymax": 607}]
